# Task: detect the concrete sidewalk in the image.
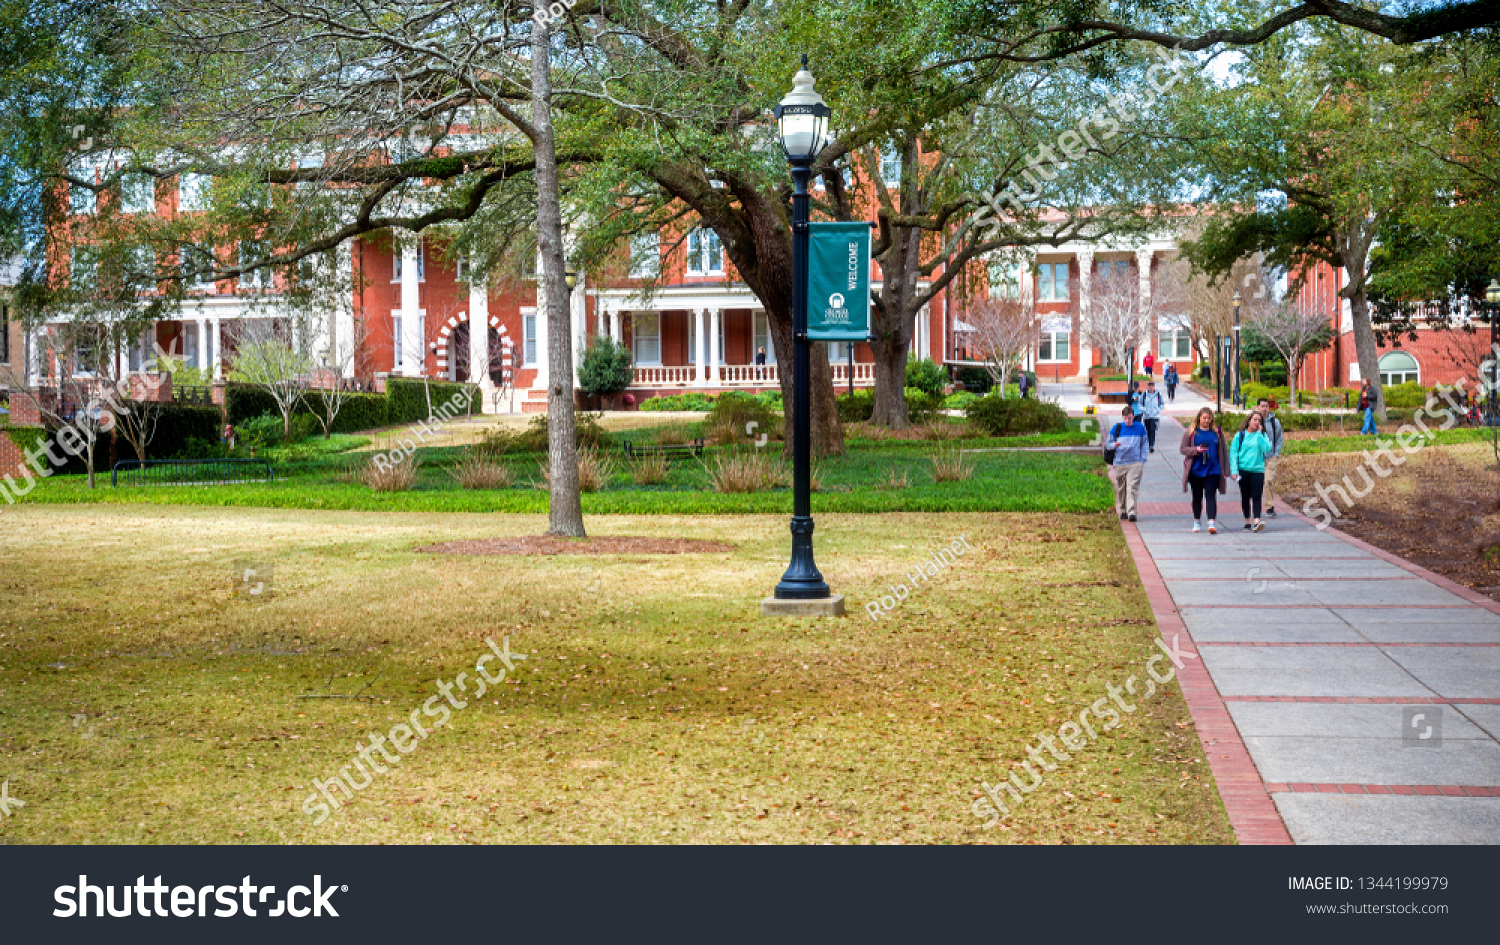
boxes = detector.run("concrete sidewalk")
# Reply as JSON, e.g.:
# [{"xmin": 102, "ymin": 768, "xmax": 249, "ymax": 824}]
[{"xmin": 1124, "ymin": 415, "xmax": 1500, "ymax": 844}]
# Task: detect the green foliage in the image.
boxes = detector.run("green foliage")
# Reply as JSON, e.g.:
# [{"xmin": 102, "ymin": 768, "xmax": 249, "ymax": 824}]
[
  {"xmin": 966, "ymin": 392, "xmax": 1070, "ymax": 436},
  {"xmin": 905, "ymin": 356, "xmax": 948, "ymax": 396},
  {"xmin": 1381, "ymin": 381, "xmax": 1432, "ymax": 409},
  {"xmin": 305, "ymin": 391, "xmax": 389, "ymax": 433},
  {"xmin": 235, "ymin": 414, "xmax": 285, "ymax": 451},
  {"xmin": 514, "ymin": 412, "xmax": 612, "ymax": 452},
  {"xmin": 225, "ymin": 384, "xmax": 276, "ymax": 425},
  {"xmin": 0, "ymin": 423, "xmax": 87, "ymax": 474},
  {"xmin": 1240, "ymin": 383, "xmax": 1291, "ymax": 407},
  {"xmin": 905, "ymin": 387, "xmax": 944, "ymax": 424},
  {"xmin": 943, "ymin": 391, "xmax": 977, "ymax": 410},
  {"xmin": 385, "ymin": 378, "xmax": 478, "ymax": 425},
  {"xmin": 708, "ymin": 391, "xmax": 783, "ymax": 439},
  {"xmin": 578, "ymin": 337, "xmax": 635, "ymax": 399},
  {"xmin": 955, "ymin": 366, "xmax": 993, "ymax": 394},
  {"xmin": 146, "ymin": 405, "xmax": 224, "ymax": 459},
  {"xmin": 838, "ymin": 390, "xmax": 874, "ymax": 422},
  {"xmin": 640, "ymin": 392, "xmax": 717, "ymax": 412}
]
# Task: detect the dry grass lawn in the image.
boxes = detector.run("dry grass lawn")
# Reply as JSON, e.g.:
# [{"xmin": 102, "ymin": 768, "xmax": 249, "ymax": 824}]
[{"xmin": 0, "ymin": 505, "xmax": 1233, "ymax": 844}]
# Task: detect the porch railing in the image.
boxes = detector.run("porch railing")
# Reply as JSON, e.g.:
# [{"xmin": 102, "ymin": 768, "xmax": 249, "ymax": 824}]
[
  {"xmin": 627, "ymin": 362, "xmax": 876, "ymax": 388},
  {"xmin": 632, "ymin": 365, "xmax": 696, "ymax": 387},
  {"xmin": 716, "ymin": 364, "xmax": 779, "ymax": 385}
]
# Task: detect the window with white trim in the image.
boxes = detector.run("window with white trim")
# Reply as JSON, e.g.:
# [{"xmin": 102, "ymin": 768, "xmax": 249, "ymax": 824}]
[
  {"xmin": 178, "ymin": 173, "xmax": 212, "ymax": 213},
  {"xmin": 881, "ymin": 144, "xmax": 901, "ymax": 187},
  {"xmin": 1157, "ymin": 327, "xmax": 1192, "ymax": 360},
  {"xmin": 685, "ymin": 228, "xmax": 722, "ymax": 275},
  {"xmin": 393, "ymin": 316, "xmax": 403, "ymax": 368},
  {"xmin": 1036, "ymin": 262, "xmax": 1069, "ymax": 302},
  {"xmin": 1378, "ymin": 351, "xmax": 1419, "ymax": 386},
  {"xmin": 121, "ymin": 174, "xmax": 154, "ymax": 214},
  {"xmin": 1038, "ymin": 318, "xmax": 1071, "ymax": 362},
  {"xmin": 687, "ymin": 312, "xmax": 725, "ymax": 364},
  {"xmin": 632, "ymin": 312, "xmax": 661, "ymax": 364},
  {"xmin": 523, "ymin": 312, "xmax": 537, "ymax": 365},
  {"xmin": 753, "ymin": 313, "xmax": 776, "ymax": 365},
  {"xmin": 630, "ymin": 233, "xmax": 660, "ymax": 278},
  {"xmin": 1096, "ymin": 259, "xmax": 1131, "ymax": 283},
  {"xmin": 239, "ymin": 241, "xmax": 270, "ymax": 290},
  {"xmin": 182, "ymin": 244, "xmax": 215, "ymax": 291}
]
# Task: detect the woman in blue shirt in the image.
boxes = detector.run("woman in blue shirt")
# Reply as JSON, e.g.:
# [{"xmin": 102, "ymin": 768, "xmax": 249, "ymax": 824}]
[{"xmin": 1179, "ymin": 407, "xmax": 1228, "ymax": 534}]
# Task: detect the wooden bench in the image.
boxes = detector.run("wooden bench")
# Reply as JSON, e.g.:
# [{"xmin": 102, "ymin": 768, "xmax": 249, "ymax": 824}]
[{"xmin": 621, "ymin": 437, "xmax": 705, "ymax": 460}]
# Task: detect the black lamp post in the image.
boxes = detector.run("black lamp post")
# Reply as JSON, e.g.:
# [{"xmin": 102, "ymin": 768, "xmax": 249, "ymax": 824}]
[
  {"xmin": 1487, "ymin": 278, "xmax": 1500, "ymax": 418},
  {"xmin": 1214, "ymin": 332, "xmax": 1222, "ymax": 414},
  {"xmin": 772, "ymin": 57, "xmax": 832, "ymax": 602},
  {"xmin": 1231, "ymin": 290, "xmax": 1243, "ymax": 407}
]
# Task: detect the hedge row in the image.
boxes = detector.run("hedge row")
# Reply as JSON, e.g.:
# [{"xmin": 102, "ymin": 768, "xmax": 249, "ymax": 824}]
[{"xmin": 225, "ymin": 379, "xmax": 476, "ymax": 432}]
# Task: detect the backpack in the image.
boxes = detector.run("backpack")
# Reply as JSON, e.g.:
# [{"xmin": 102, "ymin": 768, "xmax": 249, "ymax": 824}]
[{"xmin": 1103, "ymin": 423, "xmax": 1121, "ymax": 464}]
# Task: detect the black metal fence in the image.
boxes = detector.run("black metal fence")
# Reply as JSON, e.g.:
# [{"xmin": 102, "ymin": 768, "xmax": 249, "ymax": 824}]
[
  {"xmin": 112, "ymin": 458, "xmax": 273, "ymax": 487},
  {"xmin": 172, "ymin": 384, "xmax": 215, "ymax": 406}
]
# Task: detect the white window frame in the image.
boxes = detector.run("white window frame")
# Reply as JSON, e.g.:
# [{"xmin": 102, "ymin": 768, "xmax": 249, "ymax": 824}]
[
  {"xmin": 239, "ymin": 241, "xmax": 269, "ymax": 290},
  {"xmin": 881, "ymin": 144, "xmax": 902, "ymax": 187},
  {"xmin": 1038, "ymin": 329, "xmax": 1070, "ymax": 363},
  {"xmin": 121, "ymin": 174, "xmax": 154, "ymax": 214},
  {"xmin": 630, "ymin": 233, "xmax": 660, "ymax": 279},
  {"xmin": 1378, "ymin": 352, "xmax": 1419, "ymax": 387},
  {"xmin": 69, "ymin": 175, "xmax": 96, "ymax": 216},
  {"xmin": 182, "ymin": 245, "xmax": 215, "ymax": 291},
  {"xmin": 1036, "ymin": 262, "xmax": 1070, "ymax": 302},
  {"xmin": 523, "ymin": 312, "xmax": 537, "ymax": 366},
  {"xmin": 632, "ymin": 311, "xmax": 662, "ymax": 365},
  {"xmin": 686, "ymin": 228, "xmax": 722, "ymax": 275},
  {"xmin": 687, "ymin": 312, "xmax": 726, "ymax": 364},
  {"xmin": 1157, "ymin": 327, "xmax": 1191, "ymax": 360},
  {"xmin": 178, "ymin": 173, "xmax": 212, "ymax": 213},
  {"xmin": 393, "ymin": 315, "xmax": 403, "ymax": 368},
  {"xmin": 455, "ymin": 257, "xmax": 468, "ymax": 281}
]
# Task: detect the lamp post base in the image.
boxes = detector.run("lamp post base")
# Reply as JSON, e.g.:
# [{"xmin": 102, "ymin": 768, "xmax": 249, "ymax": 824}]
[{"xmin": 761, "ymin": 594, "xmax": 845, "ymax": 617}]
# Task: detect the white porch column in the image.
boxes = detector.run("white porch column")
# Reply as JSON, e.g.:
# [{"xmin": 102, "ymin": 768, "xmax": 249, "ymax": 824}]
[
  {"xmin": 210, "ymin": 317, "xmax": 223, "ymax": 380},
  {"xmin": 610, "ymin": 309, "xmax": 621, "ymax": 344},
  {"xmin": 399, "ymin": 238, "xmax": 421, "ymax": 376},
  {"xmin": 334, "ymin": 243, "xmax": 355, "ymax": 377},
  {"xmin": 1075, "ymin": 249, "xmax": 1094, "ymax": 371},
  {"xmin": 468, "ymin": 262, "xmax": 491, "ymax": 389},
  {"xmin": 596, "ymin": 300, "xmax": 609, "ymax": 338},
  {"xmin": 693, "ymin": 308, "xmax": 706, "ymax": 385},
  {"xmin": 195, "ymin": 318, "xmax": 208, "ymax": 370},
  {"xmin": 708, "ymin": 308, "xmax": 720, "ymax": 387},
  {"xmin": 1136, "ymin": 248, "xmax": 1154, "ymax": 368},
  {"xmin": 570, "ymin": 273, "xmax": 585, "ymax": 388}
]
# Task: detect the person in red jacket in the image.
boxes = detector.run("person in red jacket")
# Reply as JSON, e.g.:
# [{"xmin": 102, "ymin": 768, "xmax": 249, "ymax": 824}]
[{"xmin": 1142, "ymin": 352, "xmax": 1155, "ymax": 378}]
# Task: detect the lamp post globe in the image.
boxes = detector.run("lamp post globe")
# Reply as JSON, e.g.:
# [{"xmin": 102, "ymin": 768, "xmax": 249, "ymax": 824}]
[{"xmin": 772, "ymin": 56, "xmax": 832, "ymax": 602}]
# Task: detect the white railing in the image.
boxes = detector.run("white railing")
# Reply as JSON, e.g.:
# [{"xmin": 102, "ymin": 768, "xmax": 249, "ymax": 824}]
[
  {"xmin": 718, "ymin": 364, "xmax": 779, "ymax": 385},
  {"xmin": 831, "ymin": 362, "xmax": 876, "ymax": 384},
  {"xmin": 632, "ymin": 365, "xmax": 695, "ymax": 386}
]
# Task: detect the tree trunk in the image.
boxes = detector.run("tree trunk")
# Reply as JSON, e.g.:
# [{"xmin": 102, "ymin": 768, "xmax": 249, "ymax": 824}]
[
  {"xmin": 1338, "ymin": 221, "xmax": 1385, "ymax": 421},
  {"xmin": 532, "ymin": 19, "xmax": 585, "ymax": 537},
  {"xmin": 724, "ymin": 188, "xmax": 843, "ymax": 456},
  {"xmin": 870, "ymin": 333, "xmax": 910, "ymax": 426}
]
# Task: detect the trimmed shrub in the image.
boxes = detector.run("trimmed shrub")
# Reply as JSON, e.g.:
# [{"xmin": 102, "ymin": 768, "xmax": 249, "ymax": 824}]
[
  {"xmin": 906, "ymin": 356, "xmax": 948, "ymax": 396},
  {"xmin": 640, "ymin": 392, "xmax": 717, "ymax": 412},
  {"xmin": 386, "ymin": 378, "xmax": 478, "ymax": 425},
  {"xmin": 1, "ymin": 424, "xmax": 88, "ymax": 474},
  {"xmin": 515, "ymin": 412, "xmax": 611, "ymax": 452},
  {"xmin": 151, "ymin": 405, "xmax": 228, "ymax": 459},
  {"xmin": 304, "ymin": 391, "xmax": 389, "ymax": 433},
  {"xmin": 905, "ymin": 387, "xmax": 943, "ymax": 424},
  {"xmin": 943, "ymin": 391, "xmax": 978, "ymax": 411},
  {"xmin": 707, "ymin": 391, "xmax": 782, "ymax": 443},
  {"xmin": 966, "ymin": 393, "xmax": 1069, "ymax": 436},
  {"xmin": 955, "ymin": 366, "xmax": 993, "ymax": 394},
  {"xmin": 837, "ymin": 390, "xmax": 874, "ymax": 423},
  {"xmin": 578, "ymin": 337, "xmax": 634, "ymax": 403}
]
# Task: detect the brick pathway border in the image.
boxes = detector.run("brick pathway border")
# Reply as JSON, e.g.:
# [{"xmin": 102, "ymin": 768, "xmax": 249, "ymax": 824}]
[{"xmin": 1120, "ymin": 522, "xmax": 1293, "ymax": 845}]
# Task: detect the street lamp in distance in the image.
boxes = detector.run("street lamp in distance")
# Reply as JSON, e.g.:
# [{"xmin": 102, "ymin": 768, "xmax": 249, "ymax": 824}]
[
  {"xmin": 763, "ymin": 56, "xmax": 843, "ymax": 617},
  {"xmin": 1486, "ymin": 277, "xmax": 1500, "ymax": 417},
  {"xmin": 1231, "ymin": 290, "xmax": 1243, "ymax": 407}
]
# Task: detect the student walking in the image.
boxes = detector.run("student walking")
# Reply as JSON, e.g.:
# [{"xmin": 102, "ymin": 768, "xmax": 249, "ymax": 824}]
[
  {"xmin": 1143, "ymin": 352, "xmax": 1155, "ymax": 379},
  {"xmin": 1229, "ymin": 411, "xmax": 1275, "ymax": 531},
  {"xmin": 1359, "ymin": 379, "xmax": 1377, "ymax": 435},
  {"xmin": 1139, "ymin": 382, "xmax": 1165, "ymax": 453},
  {"xmin": 1018, "ymin": 372, "xmax": 1031, "ymax": 399},
  {"xmin": 1180, "ymin": 407, "xmax": 1228, "ymax": 534},
  {"xmin": 1163, "ymin": 364, "xmax": 1178, "ymax": 402},
  {"xmin": 1104, "ymin": 406, "xmax": 1149, "ymax": 522},
  {"xmin": 1257, "ymin": 397, "xmax": 1283, "ymax": 517}
]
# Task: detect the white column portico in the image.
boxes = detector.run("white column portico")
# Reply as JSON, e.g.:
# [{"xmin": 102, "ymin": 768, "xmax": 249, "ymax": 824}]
[
  {"xmin": 708, "ymin": 308, "xmax": 720, "ymax": 386},
  {"xmin": 468, "ymin": 261, "xmax": 490, "ymax": 390},
  {"xmin": 1075, "ymin": 249, "xmax": 1094, "ymax": 372},
  {"xmin": 693, "ymin": 308, "xmax": 706, "ymax": 385},
  {"xmin": 399, "ymin": 239, "xmax": 422, "ymax": 376}
]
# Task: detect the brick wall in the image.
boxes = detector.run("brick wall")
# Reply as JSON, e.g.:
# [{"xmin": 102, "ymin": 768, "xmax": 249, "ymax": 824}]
[{"xmin": 0, "ymin": 428, "xmax": 29, "ymax": 479}]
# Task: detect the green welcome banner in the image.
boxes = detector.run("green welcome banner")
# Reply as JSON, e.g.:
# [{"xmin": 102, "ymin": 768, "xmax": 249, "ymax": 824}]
[{"xmin": 807, "ymin": 222, "xmax": 871, "ymax": 341}]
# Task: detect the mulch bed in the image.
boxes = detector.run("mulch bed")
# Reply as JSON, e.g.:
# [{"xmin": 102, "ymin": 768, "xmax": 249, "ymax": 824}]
[
  {"xmin": 1278, "ymin": 446, "xmax": 1500, "ymax": 600},
  {"xmin": 416, "ymin": 536, "xmax": 737, "ymax": 556}
]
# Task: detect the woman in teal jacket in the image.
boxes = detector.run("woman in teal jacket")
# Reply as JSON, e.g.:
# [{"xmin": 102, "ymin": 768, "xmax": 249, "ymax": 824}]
[{"xmin": 1229, "ymin": 411, "xmax": 1276, "ymax": 531}]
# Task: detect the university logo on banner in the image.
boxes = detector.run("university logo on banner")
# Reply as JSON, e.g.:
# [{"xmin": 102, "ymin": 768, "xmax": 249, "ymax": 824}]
[{"xmin": 807, "ymin": 222, "xmax": 871, "ymax": 341}]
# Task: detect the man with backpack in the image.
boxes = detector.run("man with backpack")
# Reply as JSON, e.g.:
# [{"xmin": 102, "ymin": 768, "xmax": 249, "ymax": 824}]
[
  {"xmin": 1140, "ymin": 382, "xmax": 1165, "ymax": 453},
  {"xmin": 1164, "ymin": 364, "xmax": 1178, "ymax": 402},
  {"xmin": 1103, "ymin": 405, "xmax": 1149, "ymax": 522},
  {"xmin": 1257, "ymin": 397, "xmax": 1284, "ymax": 517},
  {"xmin": 1017, "ymin": 371, "xmax": 1031, "ymax": 399}
]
